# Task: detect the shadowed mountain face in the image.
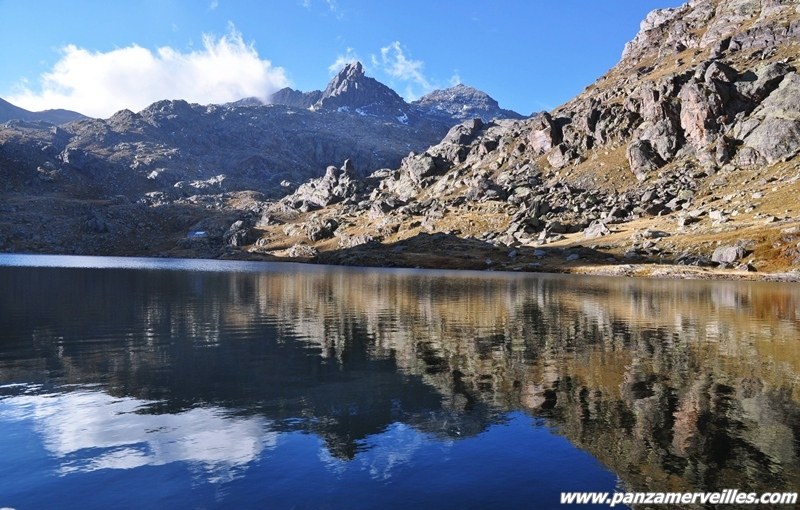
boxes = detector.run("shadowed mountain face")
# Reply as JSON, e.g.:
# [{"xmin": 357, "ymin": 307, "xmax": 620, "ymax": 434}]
[
  {"xmin": 0, "ymin": 97, "xmax": 86, "ymax": 125},
  {"xmin": 0, "ymin": 98, "xmax": 449, "ymax": 198},
  {"xmin": 1, "ymin": 261, "xmax": 799, "ymax": 495},
  {"xmin": 0, "ymin": 61, "xmax": 520, "ymax": 202}
]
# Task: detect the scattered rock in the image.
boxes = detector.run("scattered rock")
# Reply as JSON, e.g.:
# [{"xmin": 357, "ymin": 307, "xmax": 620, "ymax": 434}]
[
  {"xmin": 286, "ymin": 244, "xmax": 319, "ymax": 258},
  {"xmin": 305, "ymin": 218, "xmax": 339, "ymax": 241}
]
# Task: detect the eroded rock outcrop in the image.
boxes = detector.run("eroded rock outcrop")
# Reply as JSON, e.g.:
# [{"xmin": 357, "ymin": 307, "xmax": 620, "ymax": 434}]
[{"xmin": 283, "ymin": 159, "xmax": 363, "ymax": 210}]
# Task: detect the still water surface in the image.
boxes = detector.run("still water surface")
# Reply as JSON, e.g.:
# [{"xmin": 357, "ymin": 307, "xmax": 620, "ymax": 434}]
[{"xmin": 1, "ymin": 254, "xmax": 799, "ymax": 509}]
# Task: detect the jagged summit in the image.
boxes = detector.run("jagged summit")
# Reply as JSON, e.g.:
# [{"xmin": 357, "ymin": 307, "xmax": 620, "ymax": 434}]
[
  {"xmin": 313, "ymin": 61, "xmax": 409, "ymax": 117},
  {"xmin": 413, "ymin": 84, "xmax": 524, "ymax": 122},
  {"xmin": 253, "ymin": 61, "xmax": 521, "ymax": 128}
]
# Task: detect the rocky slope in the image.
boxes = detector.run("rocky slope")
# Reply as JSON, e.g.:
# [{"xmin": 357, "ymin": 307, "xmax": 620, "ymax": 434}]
[
  {"xmin": 0, "ymin": 97, "xmax": 86, "ymax": 125},
  {"xmin": 240, "ymin": 0, "xmax": 800, "ymax": 279},
  {"xmin": 2, "ymin": 0, "xmax": 799, "ymax": 279}
]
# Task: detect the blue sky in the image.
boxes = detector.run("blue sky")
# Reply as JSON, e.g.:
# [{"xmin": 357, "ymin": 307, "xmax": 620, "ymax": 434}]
[{"xmin": 0, "ymin": 0, "xmax": 684, "ymax": 118}]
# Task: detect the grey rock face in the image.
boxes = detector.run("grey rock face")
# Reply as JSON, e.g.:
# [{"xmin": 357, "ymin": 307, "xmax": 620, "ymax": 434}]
[{"xmin": 737, "ymin": 72, "xmax": 800, "ymax": 165}]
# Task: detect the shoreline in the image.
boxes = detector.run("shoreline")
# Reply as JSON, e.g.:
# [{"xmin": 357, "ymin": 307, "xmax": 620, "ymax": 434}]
[{"xmin": 3, "ymin": 249, "xmax": 799, "ymax": 283}]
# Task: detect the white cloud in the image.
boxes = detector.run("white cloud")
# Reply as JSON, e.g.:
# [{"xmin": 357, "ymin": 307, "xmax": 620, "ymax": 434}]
[
  {"xmin": 449, "ymin": 72, "xmax": 462, "ymax": 87},
  {"xmin": 209, "ymin": 0, "xmax": 219, "ymax": 10},
  {"xmin": 328, "ymin": 47, "xmax": 361, "ymax": 74},
  {"xmin": 7, "ymin": 26, "xmax": 289, "ymax": 118},
  {"xmin": 372, "ymin": 41, "xmax": 433, "ymax": 101}
]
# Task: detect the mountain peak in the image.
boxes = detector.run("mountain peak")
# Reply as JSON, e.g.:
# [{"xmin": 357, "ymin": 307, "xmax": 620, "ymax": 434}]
[
  {"xmin": 340, "ymin": 61, "xmax": 364, "ymax": 79},
  {"xmin": 314, "ymin": 61, "xmax": 407, "ymax": 115},
  {"xmin": 413, "ymin": 85, "xmax": 523, "ymax": 122}
]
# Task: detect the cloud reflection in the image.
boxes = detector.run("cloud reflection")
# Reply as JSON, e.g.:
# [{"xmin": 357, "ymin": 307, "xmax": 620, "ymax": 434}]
[{"xmin": 1, "ymin": 389, "xmax": 277, "ymax": 483}]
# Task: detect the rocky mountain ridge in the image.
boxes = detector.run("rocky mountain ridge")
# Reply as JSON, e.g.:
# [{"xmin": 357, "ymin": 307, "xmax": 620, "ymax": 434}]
[
  {"xmin": 267, "ymin": 62, "xmax": 525, "ymax": 124},
  {"xmin": 0, "ymin": 97, "xmax": 86, "ymax": 125},
  {"xmin": 1, "ymin": 62, "xmax": 485, "ymax": 202}
]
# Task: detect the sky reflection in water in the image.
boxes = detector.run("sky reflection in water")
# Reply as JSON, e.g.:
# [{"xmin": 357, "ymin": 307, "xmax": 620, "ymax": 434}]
[{"xmin": 1, "ymin": 254, "xmax": 799, "ymax": 509}]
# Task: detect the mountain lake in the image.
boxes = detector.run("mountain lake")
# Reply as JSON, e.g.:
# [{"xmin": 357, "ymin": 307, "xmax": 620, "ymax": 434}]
[{"xmin": 1, "ymin": 254, "xmax": 799, "ymax": 509}]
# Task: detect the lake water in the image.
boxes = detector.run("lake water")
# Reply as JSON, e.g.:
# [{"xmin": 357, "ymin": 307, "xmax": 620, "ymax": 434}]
[{"xmin": 1, "ymin": 254, "xmax": 799, "ymax": 509}]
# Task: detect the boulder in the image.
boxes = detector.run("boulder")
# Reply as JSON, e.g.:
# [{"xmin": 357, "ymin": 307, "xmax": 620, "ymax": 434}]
[
  {"xmin": 735, "ymin": 61, "xmax": 793, "ymax": 101},
  {"xmin": 286, "ymin": 244, "xmax": 319, "ymax": 258},
  {"xmin": 441, "ymin": 118, "xmax": 484, "ymax": 146},
  {"xmin": 636, "ymin": 119, "xmax": 681, "ymax": 162},
  {"xmin": 711, "ymin": 245, "xmax": 747, "ymax": 264},
  {"xmin": 545, "ymin": 220, "xmax": 567, "ymax": 234},
  {"xmin": 546, "ymin": 144, "xmax": 577, "ymax": 169},
  {"xmin": 704, "ymin": 60, "xmax": 738, "ymax": 84},
  {"xmin": 224, "ymin": 220, "xmax": 256, "ymax": 247},
  {"xmin": 336, "ymin": 233, "xmax": 376, "ymax": 249},
  {"xmin": 583, "ymin": 220, "xmax": 610, "ymax": 239},
  {"xmin": 305, "ymin": 218, "xmax": 339, "ymax": 241},
  {"xmin": 405, "ymin": 154, "xmax": 441, "ymax": 185},
  {"xmin": 527, "ymin": 112, "xmax": 562, "ymax": 154},
  {"xmin": 627, "ymin": 139, "xmax": 664, "ymax": 180}
]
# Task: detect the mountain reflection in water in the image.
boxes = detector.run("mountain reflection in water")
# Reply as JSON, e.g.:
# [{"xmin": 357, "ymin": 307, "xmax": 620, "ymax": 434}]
[{"xmin": 1, "ymin": 256, "xmax": 799, "ymax": 508}]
